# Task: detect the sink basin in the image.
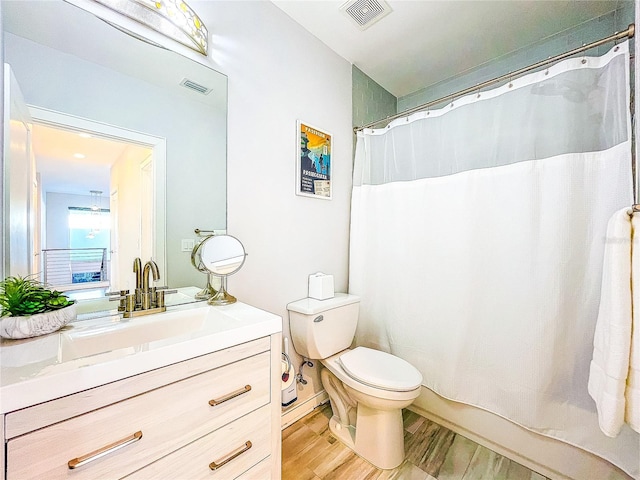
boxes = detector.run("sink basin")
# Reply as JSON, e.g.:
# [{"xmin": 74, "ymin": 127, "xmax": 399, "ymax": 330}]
[{"xmin": 59, "ymin": 306, "xmax": 215, "ymax": 362}]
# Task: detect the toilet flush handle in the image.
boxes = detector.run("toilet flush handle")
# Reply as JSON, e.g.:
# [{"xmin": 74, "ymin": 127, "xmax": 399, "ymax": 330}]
[{"xmin": 314, "ymin": 315, "xmax": 324, "ymax": 323}]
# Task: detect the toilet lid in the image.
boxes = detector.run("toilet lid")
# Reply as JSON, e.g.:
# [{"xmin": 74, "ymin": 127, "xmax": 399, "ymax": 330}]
[{"xmin": 339, "ymin": 347, "xmax": 423, "ymax": 392}]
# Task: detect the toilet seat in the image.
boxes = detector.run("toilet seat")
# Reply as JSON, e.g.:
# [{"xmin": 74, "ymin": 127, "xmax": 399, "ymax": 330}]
[
  {"xmin": 339, "ymin": 347, "xmax": 423, "ymax": 392},
  {"xmin": 322, "ymin": 348, "xmax": 422, "ymax": 401}
]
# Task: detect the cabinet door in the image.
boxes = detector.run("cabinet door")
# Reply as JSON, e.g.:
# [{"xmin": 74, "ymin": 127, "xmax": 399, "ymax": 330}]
[
  {"xmin": 6, "ymin": 352, "xmax": 270, "ymax": 479},
  {"xmin": 124, "ymin": 404, "xmax": 272, "ymax": 480}
]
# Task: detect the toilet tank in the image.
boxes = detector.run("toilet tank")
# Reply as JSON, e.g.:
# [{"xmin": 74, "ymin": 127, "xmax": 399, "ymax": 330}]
[{"xmin": 287, "ymin": 293, "xmax": 360, "ymax": 359}]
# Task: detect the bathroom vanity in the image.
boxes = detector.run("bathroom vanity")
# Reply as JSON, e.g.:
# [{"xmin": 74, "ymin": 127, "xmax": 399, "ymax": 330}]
[{"xmin": 0, "ymin": 301, "xmax": 282, "ymax": 479}]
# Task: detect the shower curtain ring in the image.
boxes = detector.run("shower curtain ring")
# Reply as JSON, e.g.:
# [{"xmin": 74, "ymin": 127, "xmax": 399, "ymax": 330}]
[
  {"xmin": 581, "ymin": 44, "xmax": 588, "ymax": 64},
  {"xmin": 545, "ymin": 57, "xmax": 551, "ymax": 76},
  {"xmin": 476, "ymin": 86, "xmax": 481, "ymax": 98},
  {"xmin": 508, "ymin": 73, "xmax": 513, "ymax": 88}
]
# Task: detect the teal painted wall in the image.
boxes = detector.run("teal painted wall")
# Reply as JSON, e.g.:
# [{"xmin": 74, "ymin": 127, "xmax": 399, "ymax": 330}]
[
  {"xmin": 352, "ymin": 65, "xmax": 397, "ymax": 129},
  {"xmin": 351, "ymin": 5, "xmax": 634, "ymax": 130},
  {"xmin": 398, "ymin": 5, "xmax": 634, "ymax": 112}
]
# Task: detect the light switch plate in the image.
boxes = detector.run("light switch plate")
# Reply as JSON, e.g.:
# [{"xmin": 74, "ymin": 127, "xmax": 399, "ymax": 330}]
[{"xmin": 181, "ymin": 238, "xmax": 195, "ymax": 252}]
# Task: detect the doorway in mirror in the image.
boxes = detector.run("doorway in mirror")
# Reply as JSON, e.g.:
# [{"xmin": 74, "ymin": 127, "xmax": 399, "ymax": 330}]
[{"xmin": 27, "ymin": 108, "xmax": 166, "ymax": 300}]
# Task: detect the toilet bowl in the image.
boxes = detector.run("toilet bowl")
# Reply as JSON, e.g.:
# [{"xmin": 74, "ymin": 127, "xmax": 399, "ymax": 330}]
[
  {"xmin": 321, "ymin": 347, "xmax": 421, "ymax": 469},
  {"xmin": 287, "ymin": 294, "xmax": 423, "ymax": 470}
]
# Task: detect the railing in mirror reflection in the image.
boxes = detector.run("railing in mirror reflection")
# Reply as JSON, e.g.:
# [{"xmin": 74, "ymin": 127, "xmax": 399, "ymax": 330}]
[{"xmin": 42, "ymin": 248, "xmax": 108, "ymax": 291}]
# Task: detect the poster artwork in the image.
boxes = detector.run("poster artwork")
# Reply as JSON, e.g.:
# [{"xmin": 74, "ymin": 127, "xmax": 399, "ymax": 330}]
[{"xmin": 297, "ymin": 121, "xmax": 332, "ymax": 199}]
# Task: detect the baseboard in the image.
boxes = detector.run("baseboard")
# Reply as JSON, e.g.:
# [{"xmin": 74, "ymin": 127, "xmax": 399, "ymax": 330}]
[{"xmin": 281, "ymin": 390, "xmax": 329, "ymax": 430}]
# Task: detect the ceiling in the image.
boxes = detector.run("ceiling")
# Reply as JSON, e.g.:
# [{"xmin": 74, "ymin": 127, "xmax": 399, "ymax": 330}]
[
  {"xmin": 32, "ymin": 124, "xmax": 150, "ymax": 196},
  {"xmin": 272, "ymin": 0, "xmax": 621, "ymax": 98}
]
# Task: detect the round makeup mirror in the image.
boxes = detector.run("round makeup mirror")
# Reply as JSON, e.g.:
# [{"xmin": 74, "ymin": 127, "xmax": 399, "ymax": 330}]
[
  {"xmin": 199, "ymin": 235, "xmax": 247, "ymax": 305},
  {"xmin": 190, "ymin": 234, "xmax": 217, "ymax": 300}
]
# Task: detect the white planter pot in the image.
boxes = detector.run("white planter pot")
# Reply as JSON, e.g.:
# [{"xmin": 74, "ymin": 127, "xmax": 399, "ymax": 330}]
[{"xmin": 0, "ymin": 303, "xmax": 77, "ymax": 339}]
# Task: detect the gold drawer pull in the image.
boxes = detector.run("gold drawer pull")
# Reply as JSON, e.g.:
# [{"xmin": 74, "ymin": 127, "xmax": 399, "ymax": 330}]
[
  {"xmin": 209, "ymin": 441, "xmax": 252, "ymax": 471},
  {"xmin": 208, "ymin": 385, "xmax": 251, "ymax": 406},
  {"xmin": 68, "ymin": 431, "xmax": 143, "ymax": 469}
]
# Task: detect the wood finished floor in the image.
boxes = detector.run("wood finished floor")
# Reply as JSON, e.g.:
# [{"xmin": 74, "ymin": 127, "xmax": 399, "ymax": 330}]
[{"xmin": 282, "ymin": 404, "xmax": 549, "ymax": 480}]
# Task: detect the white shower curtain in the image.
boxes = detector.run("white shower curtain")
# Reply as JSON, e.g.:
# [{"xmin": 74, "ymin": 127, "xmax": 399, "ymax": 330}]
[{"xmin": 350, "ymin": 42, "xmax": 639, "ymax": 478}]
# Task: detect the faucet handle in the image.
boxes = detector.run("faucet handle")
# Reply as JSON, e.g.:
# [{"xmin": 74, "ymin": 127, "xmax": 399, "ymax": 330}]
[{"xmin": 105, "ymin": 289, "xmax": 129, "ymax": 296}]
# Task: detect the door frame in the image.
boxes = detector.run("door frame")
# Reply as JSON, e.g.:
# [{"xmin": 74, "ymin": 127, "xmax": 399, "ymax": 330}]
[{"xmin": 28, "ymin": 106, "xmax": 167, "ymax": 286}]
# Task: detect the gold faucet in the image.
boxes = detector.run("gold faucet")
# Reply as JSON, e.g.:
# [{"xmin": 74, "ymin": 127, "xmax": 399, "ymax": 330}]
[
  {"xmin": 133, "ymin": 257, "xmax": 142, "ymax": 290},
  {"xmin": 109, "ymin": 258, "xmax": 176, "ymax": 317},
  {"xmin": 142, "ymin": 260, "xmax": 160, "ymax": 291},
  {"xmin": 139, "ymin": 260, "xmax": 160, "ymax": 310}
]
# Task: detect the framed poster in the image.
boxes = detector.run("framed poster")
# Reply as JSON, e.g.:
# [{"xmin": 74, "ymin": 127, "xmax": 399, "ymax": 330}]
[{"xmin": 296, "ymin": 120, "xmax": 332, "ymax": 199}]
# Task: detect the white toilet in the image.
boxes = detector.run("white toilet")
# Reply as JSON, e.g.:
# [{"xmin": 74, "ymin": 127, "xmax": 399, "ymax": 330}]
[{"xmin": 287, "ymin": 293, "xmax": 422, "ymax": 470}]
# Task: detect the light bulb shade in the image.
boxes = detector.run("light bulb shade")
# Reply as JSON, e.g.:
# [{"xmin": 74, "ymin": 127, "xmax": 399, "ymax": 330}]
[
  {"xmin": 93, "ymin": 0, "xmax": 208, "ymax": 55},
  {"xmin": 89, "ymin": 190, "xmax": 103, "ymax": 212}
]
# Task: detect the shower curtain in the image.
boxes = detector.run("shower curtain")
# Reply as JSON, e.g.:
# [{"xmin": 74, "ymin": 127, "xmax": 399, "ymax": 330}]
[{"xmin": 349, "ymin": 42, "xmax": 639, "ymax": 478}]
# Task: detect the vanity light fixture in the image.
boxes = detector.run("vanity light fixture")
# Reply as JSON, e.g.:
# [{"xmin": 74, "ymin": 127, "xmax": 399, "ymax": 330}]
[{"xmin": 92, "ymin": 0, "xmax": 209, "ymax": 56}]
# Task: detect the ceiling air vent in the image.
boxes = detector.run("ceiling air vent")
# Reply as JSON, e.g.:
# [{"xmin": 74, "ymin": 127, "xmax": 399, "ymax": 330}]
[
  {"xmin": 179, "ymin": 78, "xmax": 212, "ymax": 95},
  {"xmin": 340, "ymin": 0, "xmax": 392, "ymax": 31}
]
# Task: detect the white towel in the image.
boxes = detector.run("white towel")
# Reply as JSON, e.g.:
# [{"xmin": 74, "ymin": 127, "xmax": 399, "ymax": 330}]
[
  {"xmin": 626, "ymin": 214, "xmax": 640, "ymax": 432},
  {"xmin": 588, "ymin": 207, "xmax": 637, "ymax": 437}
]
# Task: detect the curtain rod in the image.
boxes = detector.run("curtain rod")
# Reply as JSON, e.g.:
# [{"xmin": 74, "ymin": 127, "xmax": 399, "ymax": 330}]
[{"xmin": 354, "ymin": 24, "xmax": 635, "ymax": 133}]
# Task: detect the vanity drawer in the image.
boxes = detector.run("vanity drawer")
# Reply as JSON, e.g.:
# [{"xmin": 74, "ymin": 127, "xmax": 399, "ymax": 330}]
[
  {"xmin": 6, "ymin": 351, "xmax": 271, "ymax": 479},
  {"xmin": 235, "ymin": 456, "xmax": 272, "ymax": 480},
  {"xmin": 124, "ymin": 404, "xmax": 271, "ymax": 480}
]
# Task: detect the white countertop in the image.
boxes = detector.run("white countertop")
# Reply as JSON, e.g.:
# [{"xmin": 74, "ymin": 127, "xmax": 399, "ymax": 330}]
[{"xmin": 0, "ymin": 301, "xmax": 282, "ymax": 413}]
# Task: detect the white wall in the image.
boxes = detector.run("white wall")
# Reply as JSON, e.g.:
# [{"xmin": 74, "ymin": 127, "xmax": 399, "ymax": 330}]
[
  {"xmin": 45, "ymin": 192, "xmax": 93, "ymax": 249},
  {"xmin": 192, "ymin": 1, "xmax": 353, "ymax": 406},
  {"xmin": 111, "ymin": 148, "xmax": 148, "ymax": 291}
]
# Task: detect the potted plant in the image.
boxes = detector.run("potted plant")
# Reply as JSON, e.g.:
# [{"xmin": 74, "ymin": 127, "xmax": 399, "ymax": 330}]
[{"xmin": 0, "ymin": 276, "xmax": 76, "ymax": 339}]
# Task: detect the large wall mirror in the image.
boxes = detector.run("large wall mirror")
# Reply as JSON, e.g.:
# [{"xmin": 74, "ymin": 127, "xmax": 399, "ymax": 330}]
[{"xmin": 2, "ymin": 0, "xmax": 227, "ymax": 313}]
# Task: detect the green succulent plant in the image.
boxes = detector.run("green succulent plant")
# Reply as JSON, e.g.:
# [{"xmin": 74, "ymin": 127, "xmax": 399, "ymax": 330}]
[{"xmin": 0, "ymin": 276, "xmax": 74, "ymax": 317}]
